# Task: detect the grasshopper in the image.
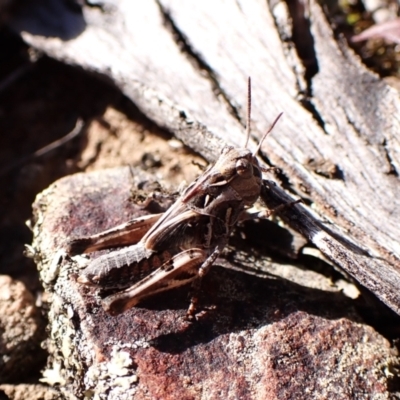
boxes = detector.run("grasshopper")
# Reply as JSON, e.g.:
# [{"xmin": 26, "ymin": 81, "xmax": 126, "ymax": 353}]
[{"xmin": 67, "ymin": 79, "xmax": 298, "ymax": 319}]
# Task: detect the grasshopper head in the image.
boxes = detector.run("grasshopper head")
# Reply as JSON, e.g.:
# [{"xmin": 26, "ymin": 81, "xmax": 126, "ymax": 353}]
[
  {"xmin": 207, "ymin": 78, "xmax": 282, "ymax": 208},
  {"xmin": 209, "ymin": 145, "xmax": 263, "ymax": 206},
  {"xmin": 183, "ymin": 79, "xmax": 282, "ymax": 222},
  {"xmin": 182, "ymin": 143, "xmax": 265, "ymax": 211},
  {"xmin": 205, "ymin": 106, "xmax": 283, "ymax": 208}
]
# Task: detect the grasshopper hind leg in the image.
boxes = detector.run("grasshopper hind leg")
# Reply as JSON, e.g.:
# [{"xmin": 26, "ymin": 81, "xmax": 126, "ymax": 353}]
[{"xmin": 102, "ymin": 248, "xmax": 207, "ymax": 316}]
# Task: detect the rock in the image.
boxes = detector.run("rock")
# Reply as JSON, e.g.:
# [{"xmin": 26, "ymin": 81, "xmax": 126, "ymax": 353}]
[
  {"xmin": 0, "ymin": 275, "xmax": 46, "ymax": 383},
  {"xmin": 31, "ymin": 168, "xmax": 399, "ymax": 399},
  {"xmin": 0, "ymin": 383, "xmax": 60, "ymax": 400}
]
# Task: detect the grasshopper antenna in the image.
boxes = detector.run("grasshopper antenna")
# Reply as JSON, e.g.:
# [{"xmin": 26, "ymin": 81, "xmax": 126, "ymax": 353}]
[
  {"xmin": 244, "ymin": 77, "xmax": 252, "ymax": 148},
  {"xmin": 252, "ymin": 112, "xmax": 283, "ymax": 157}
]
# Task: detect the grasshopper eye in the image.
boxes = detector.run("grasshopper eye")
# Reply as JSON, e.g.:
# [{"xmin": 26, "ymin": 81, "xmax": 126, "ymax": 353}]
[{"xmin": 236, "ymin": 159, "xmax": 251, "ymax": 175}]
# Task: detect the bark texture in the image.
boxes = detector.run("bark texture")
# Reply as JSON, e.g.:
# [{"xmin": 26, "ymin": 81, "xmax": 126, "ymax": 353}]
[{"xmin": 11, "ymin": 0, "xmax": 400, "ymax": 315}]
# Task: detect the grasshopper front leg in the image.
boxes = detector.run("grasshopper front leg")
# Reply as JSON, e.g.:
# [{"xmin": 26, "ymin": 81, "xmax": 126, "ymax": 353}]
[
  {"xmin": 186, "ymin": 246, "xmax": 224, "ymax": 320},
  {"xmin": 240, "ymin": 199, "xmax": 302, "ymax": 222}
]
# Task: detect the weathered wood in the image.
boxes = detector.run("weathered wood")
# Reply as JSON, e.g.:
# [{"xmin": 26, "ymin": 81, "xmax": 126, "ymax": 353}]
[
  {"xmin": 14, "ymin": 0, "xmax": 400, "ymax": 315},
  {"xmin": 11, "ymin": 0, "xmax": 400, "ymax": 313}
]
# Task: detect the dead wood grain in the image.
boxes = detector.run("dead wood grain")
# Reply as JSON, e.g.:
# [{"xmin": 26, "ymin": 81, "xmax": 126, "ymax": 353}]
[{"xmin": 10, "ymin": 1, "xmax": 400, "ymax": 315}]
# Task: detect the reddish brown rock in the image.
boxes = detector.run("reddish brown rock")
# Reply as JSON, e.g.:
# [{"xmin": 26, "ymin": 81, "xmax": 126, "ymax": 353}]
[{"xmin": 31, "ymin": 168, "xmax": 399, "ymax": 399}]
